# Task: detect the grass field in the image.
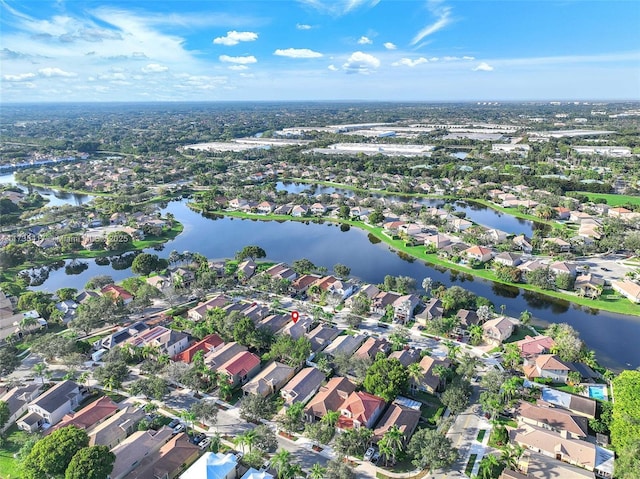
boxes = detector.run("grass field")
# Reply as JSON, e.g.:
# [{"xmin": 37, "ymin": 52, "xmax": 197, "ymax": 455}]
[
  {"xmin": 0, "ymin": 425, "xmax": 34, "ymax": 479},
  {"xmin": 575, "ymin": 191, "xmax": 640, "ymax": 207}
]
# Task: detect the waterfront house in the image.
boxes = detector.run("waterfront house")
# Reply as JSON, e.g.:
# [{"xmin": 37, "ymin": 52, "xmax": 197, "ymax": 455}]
[
  {"xmin": 464, "ymin": 245, "xmax": 494, "ymax": 263},
  {"xmin": 513, "ymin": 235, "xmax": 534, "ymax": 254},
  {"xmin": 611, "ymin": 280, "xmax": 640, "ymax": 303},
  {"xmin": 415, "ymin": 298, "xmax": 444, "ymax": 325},
  {"xmin": 516, "ymin": 335, "xmax": 556, "ymax": 359},
  {"xmin": 515, "ymin": 401, "xmax": 588, "ymax": 439},
  {"xmin": 257, "ymin": 201, "xmax": 276, "ymax": 214},
  {"xmin": 524, "ymin": 354, "xmax": 572, "ymax": 383},
  {"xmin": 393, "ymin": 294, "xmax": 420, "ymax": 323},
  {"xmin": 101, "ymin": 284, "xmax": 133, "ymax": 304},
  {"xmin": 292, "ymin": 274, "xmax": 322, "ymax": 295},
  {"xmin": 264, "ymin": 263, "xmax": 298, "ymax": 281},
  {"xmin": 310, "ymin": 203, "xmax": 327, "ymax": 215},
  {"xmin": 549, "ymin": 261, "xmax": 578, "ymax": 277},
  {"xmin": 291, "ymin": 205, "xmax": 308, "ymax": 217},
  {"xmin": 371, "ymin": 291, "xmax": 401, "ymax": 315},
  {"xmin": 482, "ymin": 316, "xmax": 515, "ymax": 345},
  {"xmin": 237, "ymin": 259, "xmax": 257, "ymax": 280},
  {"xmin": 494, "ymin": 252, "xmax": 522, "ymax": 267},
  {"xmin": 539, "ymin": 388, "xmax": 596, "ymax": 418}
]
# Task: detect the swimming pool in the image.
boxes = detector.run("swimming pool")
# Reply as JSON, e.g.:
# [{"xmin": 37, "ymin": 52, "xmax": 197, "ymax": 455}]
[{"xmin": 588, "ymin": 385, "xmax": 608, "ymax": 401}]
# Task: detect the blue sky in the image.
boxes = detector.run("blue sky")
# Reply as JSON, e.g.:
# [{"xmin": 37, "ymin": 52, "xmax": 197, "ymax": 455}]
[{"xmin": 1, "ymin": 0, "xmax": 639, "ymax": 102}]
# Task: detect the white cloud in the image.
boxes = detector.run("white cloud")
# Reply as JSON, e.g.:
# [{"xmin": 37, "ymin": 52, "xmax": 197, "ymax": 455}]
[
  {"xmin": 142, "ymin": 63, "xmax": 168, "ymax": 73},
  {"xmin": 297, "ymin": 0, "xmax": 380, "ymax": 16},
  {"xmin": 392, "ymin": 57, "xmax": 428, "ymax": 67},
  {"xmin": 213, "ymin": 31, "xmax": 258, "ymax": 46},
  {"xmin": 383, "ymin": 42, "xmax": 397, "ymax": 50},
  {"xmin": 228, "ymin": 65, "xmax": 249, "ymax": 70},
  {"xmin": 430, "ymin": 57, "xmax": 440, "ymax": 62},
  {"xmin": 343, "ymin": 51, "xmax": 380, "ymax": 74},
  {"xmin": 38, "ymin": 67, "xmax": 76, "ymax": 77},
  {"xmin": 462, "ymin": 56, "xmax": 475, "ymax": 61},
  {"xmin": 296, "ymin": 23, "xmax": 312, "ymax": 30},
  {"xmin": 2, "ymin": 72, "xmax": 36, "ymax": 82},
  {"xmin": 219, "ymin": 54, "xmax": 257, "ymax": 64},
  {"xmin": 411, "ymin": 0, "xmax": 454, "ymax": 45},
  {"xmin": 358, "ymin": 36, "xmax": 372, "ymax": 45},
  {"xmin": 274, "ymin": 48, "xmax": 323, "ymax": 58},
  {"xmin": 473, "ymin": 62, "xmax": 494, "ymax": 71},
  {"xmin": 328, "ymin": 64, "xmax": 338, "ymax": 71}
]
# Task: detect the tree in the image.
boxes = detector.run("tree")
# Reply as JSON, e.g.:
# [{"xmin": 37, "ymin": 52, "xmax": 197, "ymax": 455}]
[
  {"xmin": 277, "ymin": 401, "xmax": 306, "ymax": 434},
  {"xmin": 546, "ymin": 323, "xmax": 584, "ymax": 362},
  {"xmin": 615, "ymin": 439, "xmax": 640, "ymax": 479},
  {"xmin": 305, "ymin": 421, "xmax": 334, "ymax": 447},
  {"xmin": 325, "ymin": 459, "xmax": 356, "ymax": 479},
  {"xmin": 334, "ymin": 427, "xmax": 372, "ymax": 457},
  {"xmin": 271, "ymin": 449, "xmax": 292, "ymax": 478},
  {"xmin": 23, "ymin": 425, "xmax": 89, "ymax": 479},
  {"xmin": 94, "ymin": 361, "xmax": 129, "ymax": 390},
  {"xmin": 0, "ymin": 345, "xmax": 21, "ymax": 376},
  {"xmin": 334, "ymin": 263, "xmax": 351, "ymax": 278},
  {"xmin": 85, "ymin": 275, "xmax": 114, "ymax": 290},
  {"xmin": 33, "ymin": 362, "xmax": 49, "ymax": 384},
  {"xmin": 309, "ymin": 463, "xmax": 326, "ymax": 479},
  {"xmin": 265, "ymin": 335, "xmax": 311, "ymax": 368},
  {"xmin": 56, "ymin": 287, "xmax": 78, "ymax": 301},
  {"xmin": 321, "ymin": 409, "xmax": 341, "ymax": 428},
  {"xmin": 240, "ymin": 394, "xmax": 276, "ymax": 423},
  {"xmin": 31, "ymin": 333, "xmax": 78, "ymax": 361},
  {"xmin": 441, "ymin": 379, "xmax": 472, "ymax": 415},
  {"xmin": 235, "ymin": 429, "xmax": 258, "ymax": 453},
  {"xmin": 129, "ymin": 377, "xmax": 168, "ymax": 399},
  {"xmin": 378, "ymin": 425, "xmax": 405, "ymax": 465},
  {"xmin": 131, "ymin": 253, "xmax": 162, "ymax": 275},
  {"xmin": 468, "ymin": 324, "xmax": 484, "ymax": 346},
  {"xmin": 350, "ymin": 292, "xmax": 371, "ymax": 316},
  {"xmin": 191, "ymin": 400, "xmax": 218, "ymax": 427},
  {"xmin": 292, "ymin": 258, "xmax": 316, "ymax": 275},
  {"xmin": 235, "ymin": 245, "xmax": 266, "ymax": 261},
  {"xmin": 589, "ymin": 401, "xmax": 613, "ymax": 434},
  {"xmin": 611, "ymin": 370, "xmax": 640, "ymax": 453},
  {"xmin": 477, "ymin": 453, "xmax": 500, "ymax": 479},
  {"xmin": 555, "ymin": 272, "xmax": 575, "ymax": 291},
  {"xmin": 526, "ymin": 267, "xmax": 555, "ymax": 290},
  {"xmin": 363, "ymin": 357, "xmax": 408, "ymax": 402},
  {"xmin": 519, "ymin": 310, "xmax": 532, "ymax": 325},
  {"xmin": 65, "ymin": 445, "xmax": 115, "ymax": 479},
  {"xmin": 0, "ymin": 400, "xmax": 9, "ymax": 429},
  {"xmin": 407, "ymin": 428, "xmax": 457, "ymax": 470},
  {"xmin": 253, "ymin": 424, "xmax": 278, "ymax": 453},
  {"xmin": 502, "ymin": 343, "xmax": 522, "ymax": 370}
]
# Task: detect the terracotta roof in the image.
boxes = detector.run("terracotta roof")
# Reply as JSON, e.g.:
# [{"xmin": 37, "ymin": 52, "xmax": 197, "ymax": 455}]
[
  {"xmin": 339, "ymin": 391, "xmax": 386, "ymax": 426},
  {"xmin": 242, "ymin": 361, "xmax": 295, "ymax": 397},
  {"xmin": 101, "ymin": 284, "xmax": 133, "ymax": 301},
  {"xmin": 535, "ymin": 354, "xmax": 571, "ymax": 371},
  {"xmin": 373, "ymin": 402, "xmax": 421, "ymax": 442},
  {"xmin": 516, "ymin": 401, "xmax": 588, "ymax": 437},
  {"xmin": 305, "ymin": 377, "xmax": 356, "ymax": 420},
  {"xmin": 354, "ymin": 337, "xmax": 391, "ymax": 359},
  {"xmin": 48, "ymin": 396, "xmax": 118, "ymax": 434},
  {"xmin": 516, "ymin": 335, "xmax": 556, "ymax": 358},
  {"xmin": 218, "ymin": 351, "xmax": 261, "ymax": 377},
  {"xmin": 173, "ymin": 334, "xmax": 224, "ymax": 363}
]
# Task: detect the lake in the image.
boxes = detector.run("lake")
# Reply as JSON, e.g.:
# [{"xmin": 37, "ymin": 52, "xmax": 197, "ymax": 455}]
[
  {"xmin": 30, "ymin": 199, "xmax": 640, "ymax": 371},
  {"xmin": 0, "ymin": 173, "xmax": 93, "ymax": 207}
]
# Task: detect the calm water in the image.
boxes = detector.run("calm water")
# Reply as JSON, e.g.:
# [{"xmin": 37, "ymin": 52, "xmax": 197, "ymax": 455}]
[
  {"xmin": 276, "ymin": 181, "xmax": 535, "ymax": 236},
  {"xmin": 0, "ymin": 173, "xmax": 93, "ymax": 206},
  {"xmin": 30, "ymin": 199, "xmax": 640, "ymax": 370}
]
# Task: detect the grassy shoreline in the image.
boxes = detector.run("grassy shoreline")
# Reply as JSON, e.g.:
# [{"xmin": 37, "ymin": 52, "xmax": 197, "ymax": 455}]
[{"xmin": 192, "ymin": 203, "xmax": 640, "ymax": 317}]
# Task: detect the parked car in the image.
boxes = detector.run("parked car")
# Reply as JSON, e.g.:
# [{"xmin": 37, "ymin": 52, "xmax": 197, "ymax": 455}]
[
  {"xmin": 172, "ymin": 424, "xmax": 185, "ymax": 434},
  {"xmin": 167, "ymin": 418, "xmax": 180, "ymax": 428},
  {"xmin": 364, "ymin": 447, "xmax": 375, "ymax": 461},
  {"xmin": 199, "ymin": 438, "xmax": 211, "ymax": 449},
  {"xmin": 192, "ymin": 433, "xmax": 207, "ymax": 444},
  {"xmin": 372, "ymin": 451, "xmax": 380, "ymax": 463}
]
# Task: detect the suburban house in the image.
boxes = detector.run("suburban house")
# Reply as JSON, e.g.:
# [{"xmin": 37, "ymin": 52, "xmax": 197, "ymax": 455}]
[
  {"xmin": 259, "ymin": 314, "xmax": 290, "ymax": 334},
  {"xmin": 540, "ymin": 388, "xmax": 596, "ymax": 418},
  {"xmin": 388, "ymin": 348, "xmax": 421, "ymax": 367},
  {"xmin": 494, "ymin": 252, "xmax": 523, "ymax": 267},
  {"xmin": 119, "ymin": 432, "xmax": 200, "ymax": 479},
  {"xmin": 464, "ymin": 245, "xmax": 494, "ymax": 263},
  {"xmin": 291, "ymin": 205, "xmax": 309, "ymax": 217},
  {"xmin": 327, "ymin": 280, "xmax": 356, "ymax": 300},
  {"xmin": 48, "ymin": 396, "xmax": 119, "ymax": 435},
  {"xmin": 372, "ymin": 400, "xmax": 421, "ymax": 444},
  {"xmin": 483, "ymin": 316, "xmax": 515, "ymax": 345},
  {"xmin": 513, "ymin": 235, "xmax": 534, "ymax": 254},
  {"xmin": 0, "ymin": 383, "xmax": 43, "ymax": 433},
  {"xmin": 456, "ymin": 309, "xmax": 480, "ymax": 329},
  {"xmin": 337, "ymin": 391, "xmax": 386, "ymax": 430},
  {"xmin": 180, "ymin": 452, "xmax": 238, "ymax": 479},
  {"xmin": 242, "ymin": 361, "xmax": 296, "ymax": 397},
  {"xmin": 205, "ymin": 342, "xmax": 248, "ymax": 369},
  {"xmin": 322, "ymin": 334, "xmax": 366, "ymax": 358},
  {"xmin": 305, "ymin": 377, "xmax": 356, "ymax": 423},
  {"xmin": 310, "ymin": 203, "xmax": 327, "ymax": 215},
  {"xmin": 18, "ymin": 380, "xmax": 84, "ymax": 432},
  {"xmin": 241, "ymin": 469, "xmax": 274, "ymax": 479},
  {"xmin": 515, "ymin": 401, "xmax": 588, "ymax": 439},
  {"xmin": 237, "ymin": 260, "xmax": 257, "ymax": 280},
  {"xmin": 345, "ymin": 284, "xmax": 380, "ymax": 308},
  {"xmin": 96, "ymin": 322, "xmax": 149, "ymax": 350},
  {"xmin": 424, "ymin": 233, "xmax": 452, "ymax": 249},
  {"xmin": 371, "ymin": 291, "xmax": 401, "ymax": 315},
  {"xmin": 306, "ymin": 325, "xmax": 341, "ymax": 352},
  {"xmin": 280, "ymin": 367, "xmax": 326, "ymax": 406},
  {"xmin": 127, "ymin": 326, "xmax": 190, "ymax": 358},
  {"xmin": 229, "ymin": 198, "xmax": 248, "ymax": 209},
  {"xmin": 524, "ymin": 354, "xmax": 572, "ymax": 383},
  {"xmin": 281, "ymin": 315, "xmax": 314, "ymax": 340},
  {"xmin": 109, "ymin": 427, "xmax": 175, "ymax": 479},
  {"xmin": 264, "ymin": 263, "xmax": 298, "ymax": 281},
  {"xmin": 574, "ymin": 274, "xmax": 605, "ymax": 298},
  {"xmin": 170, "ymin": 267, "xmax": 196, "ymax": 287},
  {"xmin": 411, "ymin": 355, "xmax": 452, "ymax": 394},
  {"xmin": 187, "ymin": 295, "xmax": 230, "ymax": 321},
  {"xmin": 88, "ymin": 403, "xmax": 146, "ymax": 449},
  {"xmin": 257, "ymin": 201, "xmax": 276, "ymax": 214},
  {"xmin": 416, "ymin": 298, "xmax": 444, "ymax": 324},
  {"xmin": 549, "ymin": 261, "xmax": 578, "ymax": 277},
  {"xmin": 611, "ymin": 280, "xmax": 640, "ymax": 303},
  {"xmin": 101, "ymin": 284, "xmax": 134, "ymax": 304},
  {"xmin": 511, "ymin": 450, "xmax": 596, "ymax": 479},
  {"xmin": 543, "ymin": 238, "xmax": 571, "ymax": 253},
  {"xmin": 510, "ymin": 425, "xmax": 614, "ymax": 477},
  {"xmin": 354, "ymin": 337, "xmax": 391, "ymax": 360},
  {"xmin": 393, "ymin": 294, "xmax": 421, "ymax": 323},
  {"xmin": 516, "ymin": 335, "xmax": 556, "ymax": 359},
  {"xmin": 173, "ymin": 334, "xmax": 224, "ymax": 363},
  {"xmin": 217, "ymin": 351, "xmax": 262, "ymax": 387},
  {"xmin": 292, "ymin": 274, "xmax": 322, "ymax": 295}
]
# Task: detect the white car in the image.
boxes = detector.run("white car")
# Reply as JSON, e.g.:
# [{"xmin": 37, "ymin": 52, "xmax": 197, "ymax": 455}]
[
  {"xmin": 198, "ymin": 438, "xmax": 211, "ymax": 450},
  {"xmin": 364, "ymin": 447, "xmax": 375, "ymax": 461},
  {"xmin": 172, "ymin": 423, "xmax": 185, "ymax": 434}
]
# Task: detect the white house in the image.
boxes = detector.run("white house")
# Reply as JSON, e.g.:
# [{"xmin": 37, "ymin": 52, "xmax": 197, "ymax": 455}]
[{"xmin": 18, "ymin": 380, "xmax": 83, "ymax": 432}]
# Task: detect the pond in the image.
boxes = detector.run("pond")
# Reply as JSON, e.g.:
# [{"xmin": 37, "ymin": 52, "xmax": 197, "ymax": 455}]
[
  {"xmin": 30, "ymin": 199, "xmax": 640, "ymax": 371},
  {"xmin": 0, "ymin": 173, "xmax": 93, "ymax": 207}
]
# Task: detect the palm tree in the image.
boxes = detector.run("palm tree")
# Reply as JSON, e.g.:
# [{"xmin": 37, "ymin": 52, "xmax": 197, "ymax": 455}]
[
  {"xmin": 103, "ymin": 376, "xmax": 117, "ymax": 392},
  {"xmin": 378, "ymin": 425, "xmax": 405, "ymax": 465},
  {"xmin": 434, "ymin": 364, "xmax": 452, "ymax": 388},
  {"xmin": 271, "ymin": 449, "xmax": 292, "ymax": 479},
  {"xmin": 180, "ymin": 410, "xmax": 196, "ymax": 433},
  {"xmin": 20, "ymin": 315, "xmax": 39, "ymax": 335},
  {"xmin": 477, "ymin": 454, "xmax": 500, "ymax": 479},
  {"xmin": 78, "ymin": 371, "xmax": 91, "ymax": 391},
  {"xmin": 33, "ymin": 363, "xmax": 48, "ymax": 385},
  {"xmin": 321, "ymin": 410, "xmax": 340, "ymax": 428},
  {"xmin": 407, "ymin": 363, "xmax": 423, "ymax": 389},
  {"xmin": 519, "ymin": 310, "xmax": 532, "ymax": 326},
  {"xmin": 469, "ymin": 324, "xmax": 484, "ymax": 346},
  {"xmin": 500, "ymin": 444, "xmax": 524, "ymax": 470},
  {"xmin": 582, "ymin": 349, "xmax": 598, "ymax": 369},
  {"xmin": 308, "ymin": 463, "xmax": 326, "ymax": 479},
  {"xmin": 501, "ymin": 377, "xmax": 520, "ymax": 403},
  {"xmin": 235, "ymin": 429, "xmax": 257, "ymax": 453}
]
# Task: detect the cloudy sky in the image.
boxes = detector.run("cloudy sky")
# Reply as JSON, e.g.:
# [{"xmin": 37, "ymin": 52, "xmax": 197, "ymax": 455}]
[{"xmin": 1, "ymin": 0, "xmax": 639, "ymax": 102}]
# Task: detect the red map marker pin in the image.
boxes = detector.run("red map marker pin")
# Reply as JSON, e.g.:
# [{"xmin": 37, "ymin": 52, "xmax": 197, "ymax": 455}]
[{"xmin": 291, "ymin": 311, "xmax": 299, "ymax": 324}]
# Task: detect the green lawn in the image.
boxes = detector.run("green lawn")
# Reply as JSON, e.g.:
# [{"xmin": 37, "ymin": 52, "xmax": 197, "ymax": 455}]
[
  {"xmin": 504, "ymin": 325, "xmax": 537, "ymax": 343},
  {"xmin": 0, "ymin": 425, "xmax": 35, "ymax": 479},
  {"xmin": 575, "ymin": 191, "xmax": 640, "ymax": 207}
]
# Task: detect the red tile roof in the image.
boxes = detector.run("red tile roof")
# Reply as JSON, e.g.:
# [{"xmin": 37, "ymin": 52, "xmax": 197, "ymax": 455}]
[
  {"xmin": 339, "ymin": 391, "xmax": 385, "ymax": 426},
  {"xmin": 218, "ymin": 351, "xmax": 261, "ymax": 377},
  {"xmin": 173, "ymin": 334, "xmax": 224, "ymax": 363},
  {"xmin": 101, "ymin": 284, "xmax": 133, "ymax": 301},
  {"xmin": 48, "ymin": 396, "xmax": 118, "ymax": 434}
]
